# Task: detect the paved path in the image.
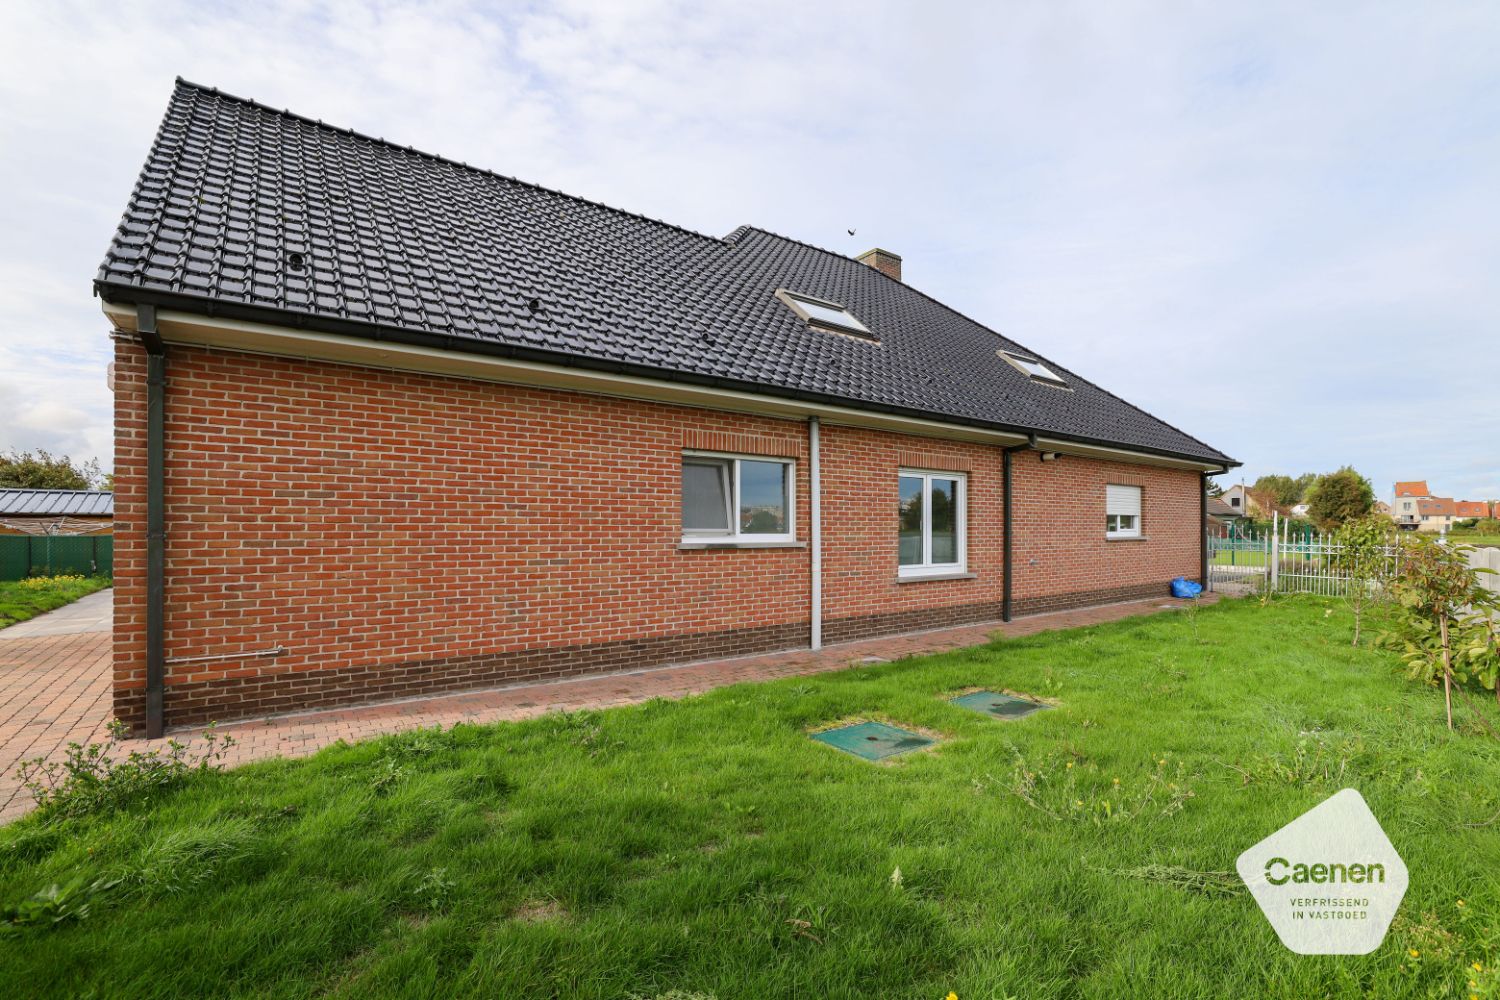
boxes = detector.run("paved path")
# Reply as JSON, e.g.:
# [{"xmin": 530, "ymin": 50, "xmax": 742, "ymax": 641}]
[
  {"xmin": 0, "ymin": 588, "xmax": 112, "ymax": 640},
  {"xmin": 0, "ymin": 593, "xmax": 1214, "ymax": 823}
]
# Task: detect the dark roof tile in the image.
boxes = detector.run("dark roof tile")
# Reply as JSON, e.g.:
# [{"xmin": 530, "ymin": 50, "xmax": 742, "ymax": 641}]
[{"xmin": 96, "ymin": 80, "xmax": 1234, "ymax": 466}]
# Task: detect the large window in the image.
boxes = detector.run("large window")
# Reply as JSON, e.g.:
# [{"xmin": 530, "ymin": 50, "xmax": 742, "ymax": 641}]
[
  {"xmin": 682, "ymin": 453, "xmax": 794, "ymax": 542},
  {"xmin": 898, "ymin": 470, "xmax": 966, "ymax": 577},
  {"xmin": 1106, "ymin": 484, "xmax": 1142, "ymax": 538}
]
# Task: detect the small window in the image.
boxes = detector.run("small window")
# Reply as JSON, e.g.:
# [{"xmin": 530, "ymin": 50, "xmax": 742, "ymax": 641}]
[
  {"xmin": 898, "ymin": 470, "xmax": 967, "ymax": 577},
  {"xmin": 1106, "ymin": 484, "xmax": 1142, "ymax": 539},
  {"xmin": 682, "ymin": 453, "xmax": 794, "ymax": 542},
  {"xmin": 999, "ymin": 350, "xmax": 1066, "ymax": 385},
  {"xmin": 776, "ymin": 289, "xmax": 872, "ymax": 338},
  {"xmin": 1229, "ymin": 496, "xmax": 1240, "ymax": 507}
]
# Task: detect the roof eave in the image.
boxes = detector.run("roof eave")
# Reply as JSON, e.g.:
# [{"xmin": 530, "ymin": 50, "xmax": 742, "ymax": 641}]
[{"xmin": 96, "ymin": 282, "xmax": 1238, "ymax": 471}]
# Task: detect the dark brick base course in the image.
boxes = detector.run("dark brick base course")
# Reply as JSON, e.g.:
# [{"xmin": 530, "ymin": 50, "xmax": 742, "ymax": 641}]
[
  {"xmin": 116, "ymin": 619, "xmax": 809, "ymax": 734},
  {"xmin": 116, "ymin": 578, "xmax": 1200, "ymax": 734}
]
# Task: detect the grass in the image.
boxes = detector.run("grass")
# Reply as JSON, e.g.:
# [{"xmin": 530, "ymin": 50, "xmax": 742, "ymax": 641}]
[
  {"xmin": 3, "ymin": 597, "xmax": 1499, "ymax": 998},
  {"xmin": 0, "ymin": 574, "xmax": 110, "ymax": 628},
  {"xmin": 1452, "ymin": 535, "xmax": 1500, "ymax": 550}
]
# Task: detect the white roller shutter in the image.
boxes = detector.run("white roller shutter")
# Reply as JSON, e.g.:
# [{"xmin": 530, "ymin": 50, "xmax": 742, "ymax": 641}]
[{"xmin": 1106, "ymin": 485, "xmax": 1141, "ymax": 517}]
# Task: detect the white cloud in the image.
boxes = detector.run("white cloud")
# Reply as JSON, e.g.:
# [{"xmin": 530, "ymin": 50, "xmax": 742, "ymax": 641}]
[{"xmin": 0, "ymin": 0, "xmax": 1495, "ymax": 499}]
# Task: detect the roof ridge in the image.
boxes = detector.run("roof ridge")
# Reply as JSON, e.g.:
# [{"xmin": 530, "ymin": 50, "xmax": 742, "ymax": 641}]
[
  {"xmin": 735, "ymin": 225, "xmax": 1233, "ymax": 465},
  {"xmin": 0, "ymin": 488, "xmax": 112, "ymax": 494},
  {"xmin": 172, "ymin": 78, "xmax": 733, "ymax": 250}
]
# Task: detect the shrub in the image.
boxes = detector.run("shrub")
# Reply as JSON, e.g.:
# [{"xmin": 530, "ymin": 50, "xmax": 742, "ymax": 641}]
[{"xmin": 17, "ymin": 721, "xmax": 236, "ymax": 819}]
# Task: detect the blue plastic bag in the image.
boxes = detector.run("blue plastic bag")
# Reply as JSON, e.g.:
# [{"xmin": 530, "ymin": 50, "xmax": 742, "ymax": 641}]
[{"xmin": 1170, "ymin": 577, "xmax": 1203, "ymax": 599}]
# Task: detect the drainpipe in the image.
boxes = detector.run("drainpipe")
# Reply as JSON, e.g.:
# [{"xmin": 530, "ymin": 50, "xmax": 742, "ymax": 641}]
[
  {"xmin": 1001, "ymin": 434, "xmax": 1038, "ymax": 622},
  {"xmin": 809, "ymin": 416, "xmax": 822, "ymax": 650},
  {"xmin": 1200, "ymin": 471, "xmax": 1209, "ymax": 589},
  {"xmin": 139, "ymin": 304, "xmax": 167, "ymax": 738}
]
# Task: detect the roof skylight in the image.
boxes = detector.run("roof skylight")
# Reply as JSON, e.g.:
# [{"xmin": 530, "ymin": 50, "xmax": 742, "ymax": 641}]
[
  {"xmin": 776, "ymin": 290, "xmax": 872, "ymax": 338},
  {"xmin": 999, "ymin": 351, "xmax": 1066, "ymax": 386}
]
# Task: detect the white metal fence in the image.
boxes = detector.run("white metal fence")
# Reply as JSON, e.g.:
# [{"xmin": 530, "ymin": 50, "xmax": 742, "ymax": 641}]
[{"xmin": 1207, "ymin": 512, "xmax": 1500, "ymax": 598}]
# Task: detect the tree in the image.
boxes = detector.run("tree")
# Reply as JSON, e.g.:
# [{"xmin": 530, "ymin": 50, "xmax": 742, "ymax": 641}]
[
  {"xmin": 1385, "ymin": 536, "xmax": 1500, "ymax": 730},
  {"xmin": 1252, "ymin": 473, "xmax": 1317, "ymax": 509},
  {"xmin": 1331, "ymin": 514, "xmax": 1395, "ymax": 647},
  {"xmin": 1305, "ymin": 466, "xmax": 1374, "ymax": 530},
  {"xmin": 0, "ymin": 450, "xmax": 104, "ymax": 490}
]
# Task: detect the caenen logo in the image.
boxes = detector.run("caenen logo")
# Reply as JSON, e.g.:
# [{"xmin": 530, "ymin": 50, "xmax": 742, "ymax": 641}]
[
  {"xmin": 1263, "ymin": 858, "xmax": 1386, "ymax": 885},
  {"xmin": 1237, "ymin": 789, "xmax": 1407, "ymax": 955}
]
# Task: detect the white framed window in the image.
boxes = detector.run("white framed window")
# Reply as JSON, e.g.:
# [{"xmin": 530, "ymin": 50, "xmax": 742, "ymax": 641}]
[
  {"xmin": 682, "ymin": 452, "xmax": 795, "ymax": 543},
  {"xmin": 898, "ymin": 470, "xmax": 967, "ymax": 577},
  {"xmin": 1106, "ymin": 484, "xmax": 1142, "ymax": 538}
]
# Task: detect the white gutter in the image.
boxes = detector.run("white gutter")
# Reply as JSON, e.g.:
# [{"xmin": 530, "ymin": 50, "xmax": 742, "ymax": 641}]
[{"xmin": 809, "ymin": 415, "xmax": 822, "ymax": 650}]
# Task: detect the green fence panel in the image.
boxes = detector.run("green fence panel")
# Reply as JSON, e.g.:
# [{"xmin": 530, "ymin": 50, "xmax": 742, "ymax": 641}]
[
  {"xmin": 0, "ymin": 535, "xmax": 113, "ymax": 580},
  {"xmin": 0, "ymin": 537, "xmax": 28, "ymax": 581}
]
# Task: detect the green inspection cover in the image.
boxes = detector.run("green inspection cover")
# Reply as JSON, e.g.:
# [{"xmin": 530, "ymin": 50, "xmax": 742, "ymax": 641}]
[
  {"xmin": 810, "ymin": 721, "xmax": 934, "ymax": 761},
  {"xmin": 951, "ymin": 691, "xmax": 1049, "ymax": 720}
]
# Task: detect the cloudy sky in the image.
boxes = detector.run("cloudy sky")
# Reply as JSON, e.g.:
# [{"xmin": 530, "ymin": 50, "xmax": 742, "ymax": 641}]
[{"xmin": 1, "ymin": 1, "xmax": 1496, "ymax": 501}]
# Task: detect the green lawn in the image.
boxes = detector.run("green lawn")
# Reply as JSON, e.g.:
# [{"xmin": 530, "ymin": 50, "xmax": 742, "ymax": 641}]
[
  {"xmin": 1453, "ymin": 536, "xmax": 1500, "ymax": 550},
  {"xmin": 0, "ymin": 574, "xmax": 111, "ymax": 628},
  {"xmin": 3, "ymin": 597, "xmax": 1499, "ymax": 999}
]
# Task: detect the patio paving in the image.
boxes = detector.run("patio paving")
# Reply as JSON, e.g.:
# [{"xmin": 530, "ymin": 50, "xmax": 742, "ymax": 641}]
[{"xmin": 0, "ymin": 592, "xmax": 1216, "ymax": 823}]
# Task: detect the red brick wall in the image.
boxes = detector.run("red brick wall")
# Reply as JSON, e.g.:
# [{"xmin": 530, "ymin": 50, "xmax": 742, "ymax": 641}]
[{"xmin": 113, "ymin": 340, "xmax": 1202, "ymax": 731}]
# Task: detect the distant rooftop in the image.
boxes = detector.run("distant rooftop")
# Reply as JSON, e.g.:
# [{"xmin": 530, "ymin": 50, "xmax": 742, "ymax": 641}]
[{"xmin": 0, "ymin": 490, "xmax": 114, "ymax": 517}]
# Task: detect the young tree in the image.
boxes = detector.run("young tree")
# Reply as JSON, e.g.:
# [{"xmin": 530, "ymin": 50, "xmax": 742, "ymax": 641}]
[
  {"xmin": 1386, "ymin": 536, "xmax": 1498, "ymax": 730},
  {"xmin": 1332, "ymin": 514, "xmax": 1396, "ymax": 647},
  {"xmin": 1306, "ymin": 466, "xmax": 1375, "ymax": 530},
  {"xmin": 0, "ymin": 449, "xmax": 104, "ymax": 490},
  {"xmin": 1251, "ymin": 474, "xmax": 1314, "ymax": 509}
]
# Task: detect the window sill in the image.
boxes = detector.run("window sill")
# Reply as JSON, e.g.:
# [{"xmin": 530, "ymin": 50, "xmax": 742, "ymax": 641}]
[
  {"xmin": 897, "ymin": 571, "xmax": 977, "ymax": 583},
  {"xmin": 1105, "ymin": 535, "xmax": 1149, "ymax": 542},
  {"xmin": 678, "ymin": 540, "xmax": 807, "ymax": 550}
]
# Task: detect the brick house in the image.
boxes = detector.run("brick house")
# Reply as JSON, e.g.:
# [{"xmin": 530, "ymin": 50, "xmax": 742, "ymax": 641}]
[{"xmin": 95, "ymin": 81, "xmax": 1237, "ymax": 736}]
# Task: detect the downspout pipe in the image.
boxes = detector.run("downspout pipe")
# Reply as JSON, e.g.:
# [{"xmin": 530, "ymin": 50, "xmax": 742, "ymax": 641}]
[
  {"xmin": 809, "ymin": 416, "xmax": 822, "ymax": 650},
  {"xmin": 1200, "ymin": 471, "xmax": 1209, "ymax": 590},
  {"xmin": 139, "ymin": 304, "xmax": 167, "ymax": 738},
  {"xmin": 1001, "ymin": 434, "xmax": 1039, "ymax": 622}
]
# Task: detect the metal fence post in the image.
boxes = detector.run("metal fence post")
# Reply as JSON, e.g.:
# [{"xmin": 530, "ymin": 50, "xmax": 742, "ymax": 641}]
[{"xmin": 1270, "ymin": 510, "xmax": 1280, "ymax": 592}]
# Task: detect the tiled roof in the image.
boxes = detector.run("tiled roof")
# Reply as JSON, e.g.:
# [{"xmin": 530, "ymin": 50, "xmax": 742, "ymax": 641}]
[
  {"xmin": 94, "ymin": 80, "xmax": 1235, "ymax": 467},
  {"xmin": 0, "ymin": 490, "xmax": 114, "ymax": 517},
  {"xmin": 1454, "ymin": 500, "xmax": 1490, "ymax": 518},
  {"xmin": 1417, "ymin": 497, "xmax": 1456, "ymax": 516},
  {"xmin": 1394, "ymin": 481, "xmax": 1429, "ymax": 497}
]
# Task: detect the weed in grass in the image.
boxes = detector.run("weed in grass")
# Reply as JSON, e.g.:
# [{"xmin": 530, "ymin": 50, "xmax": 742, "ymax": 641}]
[
  {"xmin": 0, "ymin": 875, "xmax": 120, "ymax": 935},
  {"xmin": 370, "ymin": 758, "xmax": 405, "ymax": 796},
  {"xmin": 546, "ymin": 710, "xmax": 622, "ymax": 758},
  {"xmin": 627, "ymin": 991, "xmax": 717, "ymax": 1000},
  {"xmin": 1089, "ymin": 864, "xmax": 1243, "ymax": 897},
  {"xmin": 403, "ymin": 866, "xmax": 456, "ymax": 914},
  {"xmin": 991, "ymin": 745, "xmax": 1195, "ymax": 824},
  {"xmin": 16, "ymin": 720, "xmax": 235, "ymax": 819}
]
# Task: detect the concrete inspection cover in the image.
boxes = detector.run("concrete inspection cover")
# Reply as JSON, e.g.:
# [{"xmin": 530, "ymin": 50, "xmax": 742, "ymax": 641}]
[
  {"xmin": 810, "ymin": 721, "xmax": 934, "ymax": 761},
  {"xmin": 951, "ymin": 690, "xmax": 1049, "ymax": 720}
]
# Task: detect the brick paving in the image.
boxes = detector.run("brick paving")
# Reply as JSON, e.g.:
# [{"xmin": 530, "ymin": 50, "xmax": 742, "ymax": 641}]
[{"xmin": 0, "ymin": 594, "xmax": 1215, "ymax": 823}]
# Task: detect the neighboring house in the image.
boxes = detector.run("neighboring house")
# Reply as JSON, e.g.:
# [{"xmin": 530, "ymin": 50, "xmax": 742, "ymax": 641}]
[
  {"xmin": 94, "ymin": 81, "xmax": 1237, "ymax": 736},
  {"xmin": 1416, "ymin": 497, "xmax": 1458, "ymax": 532},
  {"xmin": 1454, "ymin": 501, "xmax": 1490, "ymax": 521},
  {"xmin": 1392, "ymin": 480, "xmax": 1430, "ymax": 529},
  {"xmin": 1206, "ymin": 496, "xmax": 1243, "ymax": 536},
  {"xmin": 1374, "ymin": 500, "xmax": 1391, "ymax": 516},
  {"xmin": 1220, "ymin": 484, "xmax": 1258, "ymax": 516},
  {"xmin": 1290, "ymin": 503, "xmax": 1310, "ymax": 518},
  {"xmin": 0, "ymin": 489, "xmax": 113, "ymax": 536}
]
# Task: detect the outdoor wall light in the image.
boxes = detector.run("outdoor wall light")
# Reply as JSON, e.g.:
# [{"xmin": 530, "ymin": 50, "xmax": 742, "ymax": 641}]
[{"xmin": 1039, "ymin": 451, "xmax": 1061, "ymax": 462}]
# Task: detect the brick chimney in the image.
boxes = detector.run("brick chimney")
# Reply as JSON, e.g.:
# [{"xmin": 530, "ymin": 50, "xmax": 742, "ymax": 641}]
[{"xmin": 856, "ymin": 247, "xmax": 902, "ymax": 282}]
